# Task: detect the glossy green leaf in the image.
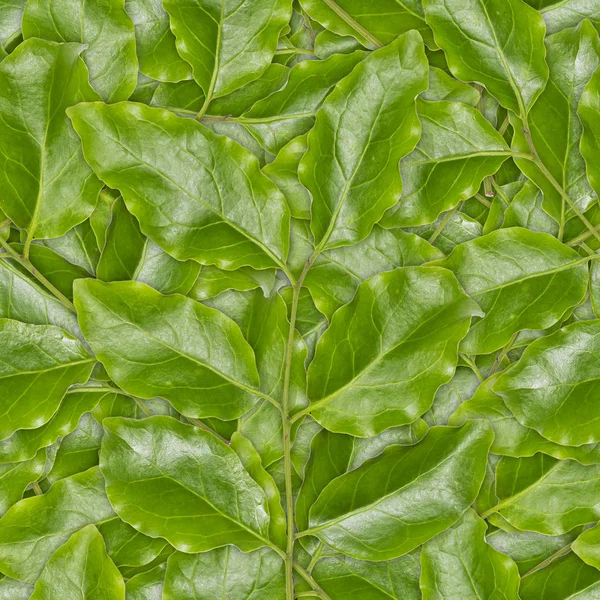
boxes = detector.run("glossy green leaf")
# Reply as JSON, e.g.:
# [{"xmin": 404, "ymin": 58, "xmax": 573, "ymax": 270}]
[
  {"xmin": 22, "ymin": 0, "xmax": 138, "ymax": 102},
  {"xmin": 125, "ymin": 564, "xmax": 166, "ymax": 600},
  {"xmin": 579, "ymin": 63, "xmax": 600, "ymax": 200},
  {"xmin": 189, "ymin": 266, "xmax": 276, "ymax": 301},
  {"xmin": 0, "ymin": 0, "xmax": 25, "ymax": 50},
  {"xmin": 495, "ymin": 320, "xmax": 600, "ymax": 446},
  {"xmin": 300, "ymin": 32, "xmax": 428, "ymax": 251},
  {"xmin": 0, "ymin": 319, "xmax": 95, "ymax": 440},
  {"xmin": 0, "ymin": 449, "xmax": 45, "ymax": 515},
  {"xmin": 0, "ymin": 576, "xmax": 33, "ymax": 600},
  {"xmin": 68, "ymin": 101, "xmax": 291, "ymax": 271},
  {"xmin": 125, "ymin": 0, "xmax": 192, "ymax": 83},
  {"xmin": 100, "ymin": 416, "xmax": 273, "ymax": 553},
  {"xmin": 301, "ymin": 421, "xmax": 493, "ymax": 560},
  {"xmin": 512, "ymin": 21, "xmax": 600, "ymax": 225},
  {"xmin": 305, "ymin": 267, "xmax": 481, "ymax": 436},
  {"xmin": 0, "ymin": 466, "xmax": 115, "ymax": 582},
  {"xmin": 435, "ymin": 228, "xmax": 589, "ymax": 354},
  {"xmin": 420, "ymin": 509, "xmax": 520, "ymax": 600},
  {"xmin": 163, "ymin": 547, "xmax": 285, "ymax": 600},
  {"xmin": 42, "ymin": 219, "xmax": 101, "ymax": 275},
  {"xmin": 313, "ymin": 553, "xmax": 421, "ymax": 600},
  {"xmin": 423, "ymin": 0, "xmax": 548, "ymax": 115},
  {"xmin": 74, "ymin": 279, "xmax": 265, "ymax": 420},
  {"xmin": 163, "ymin": 0, "xmax": 292, "ymax": 109},
  {"xmin": 542, "ymin": 0, "xmax": 600, "ymax": 35},
  {"xmin": 0, "ymin": 39, "xmax": 102, "ymax": 241},
  {"xmin": 422, "ymin": 67, "xmax": 480, "ymax": 105},
  {"xmin": 382, "ymin": 99, "xmax": 511, "ymax": 227}
]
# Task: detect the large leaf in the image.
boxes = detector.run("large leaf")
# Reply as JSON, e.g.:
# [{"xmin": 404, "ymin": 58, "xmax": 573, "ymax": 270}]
[
  {"xmin": 382, "ymin": 99, "xmax": 511, "ymax": 228},
  {"xmin": 422, "ymin": 0, "xmax": 548, "ymax": 115},
  {"xmin": 494, "ymin": 320, "xmax": 600, "ymax": 447},
  {"xmin": 420, "ymin": 509, "xmax": 521, "ymax": 600},
  {"xmin": 305, "ymin": 267, "xmax": 482, "ymax": 436},
  {"xmin": 0, "ymin": 39, "xmax": 102, "ymax": 242},
  {"xmin": 512, "ymin": 21, "xmax": 600, "ymax": 225},
  {"xmin": 542, "ymin": 0, "xmax": 600, "ymax": 35},
  {"xmin": 30, "ymin": 525, "xmax": 125, "ymax": 600},
  {"xmin": 100, "ymin": 416, "xmax": 273, "ymax": 553},
  {"xmin": 0, "ymin": 319, "xmax": 95, "ymax": 440},
  {"xmin": 163, "ymin": 0, "xmax": 292, "ymax": 108},
  {"xmin": 300, "ymin": 421, "xmax": 493, "ymax": 561},
  {"xmin": 74, "ymin": 279, "xmax": 266, "ymax": 420},
  {"xmin": 0, "ymin": 467, "xmax": 115, "ymax": 582},
  {"xmin": 68, "ymin": 101, "xmax": 290, "ymax": 271},
  {"xmin": 300, "ymin": 31, "xmax": 428, "ymax": 251},
  {"xmin": 434, "ymin": 228, "xmax": 589, "ymax": 355},
  {"xmin": 125, "ymin": 0, "xmax": 192, "ymax": 82},
  {"xmin": 163, "ymin": 547, "xmax": 285, "ymax": 599},
  {"xmin": 22, "ymin": 0, "xmax": 138, "ymax": 102},
  {"xmin": 0, "ymin": 449, "xmax": 45, "ymax": 516}
]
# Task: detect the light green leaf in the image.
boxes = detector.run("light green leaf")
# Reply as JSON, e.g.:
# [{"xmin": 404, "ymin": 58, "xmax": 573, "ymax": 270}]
[
  {"xmin": 189, "ymin": 266, "xmax": 276, "ymax": 301},
  {"xmin": 305, "ymin": 267, "xmax": 482, "ymax": 437},
  {"xmin": 100, "ymin": 416, "xmax": 273, "ymax": 553},
  {"xmin": 502, "ymin": 180, "xmax": 559, "ymax": 236},
  {"xmin": 512, "ymin": 21, "xmax": 600, "ymax": 225},
  {"xmin": 0, "ymin": 466, "xmax": 115, "ymax": 582},
  {"xmin": 68, "ymin": 101, "xmax": 290, "ymax": 272},
  {"xmin": 489, "ymin": 454, "xmax": 600, "ymax": 535},
  {"xmin": 434, "ymin": 228, "xmax": 589, "ymax": 355},
  {"xmin": 0, "ymin": 449, "xmax": 45, "ymax": 515},
  {"xmin": 542, "ymin": 0, "xmax": 600, "ymax": 35},
  {"xmin": 22, "ymin": 0, "xmax": 138, "ymax": 102},
  {"xmin": 422, "ymin": 0, "xmax": 548, "ymax": 115},
  {"xmin": 300, "ymin": 32, "xmax": 428, "ymax": 251},
  {"xmin": 125, "ymin": 0, "xmax": 192, "ymax": 82},
  {"xmin": 0, "ymin": 39, "xmax": 102, "ymax": 242},
  {"xmin": 74, "ymin": 279, "xmax": 266, "ymax": 420},
  {"xmin": 30, "ymin": 525, "xmax": 124, "ymax": 600},
  {"xmin": 304, "ymin": 226, "xmax": 443, "ymax": 320},
  {"xmin": 302, "ymin": 421, "xmax": 493, "ymax": 561},
  {"xmin": 422, "ymin": 67, "xmax": 480, "ymax": 105},
  {"xmin": 300, "ymin": 0, "xmax": 435, "ymax": 49},
  {"xmin": 420, "ymin": 509, "xmax": 520, "ymax": 600},
  {"xmin": 382, "ymin": 99, "xmax": 511, "ymax": 228},
  {"xmin": 0, "ymin": 319, "xmax": 95, "ymax": 440},
  {"xmin": 313, "ymin": 553, "xmax": 421, "ymax": 600},
  {"xmin": 573, "ymin": 523, "xmax": 600, "ymax": 571},
  {"xmin": 163, "ymin": 0, "xmax": 292, "ymax": 109},
  {"xmin": 125, "ymin": 564, "xmax": 166, "ymax": 600},
  {"xmin": 163, "ymin": 547, "xmax": 285, "ymax": 600},
  {"xmin": 0, "ymin": 0, "xmax": 25, "ymax": 50},
  {"xmin": 579, "ymin": 63, "xmax": 600, "ymax": 200},
  {"xmin": 42, "ymin": 219, "xmax": 101, "ymax": 275},
  {"xmin": 495, "ymin": 320, "xmax": 600, "ymax": 446}
]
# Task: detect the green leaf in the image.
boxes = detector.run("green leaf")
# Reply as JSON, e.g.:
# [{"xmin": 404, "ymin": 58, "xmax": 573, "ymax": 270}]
[
  {"xmin": 434, "ymin": 228, "xmax": 589, "ymax": 355},
  {"xmin": 0, "ymin": 449, "xmax": 45, "ymax": 515},
  {"xmin": 0, "ymin": 39, "xmax": 102, "ymax": 242},
  {"xmin": 494, "ymin": 320, "xmax": 600, "ymax": 446},
  {"xmin": 125, "ymin": 0, "xmax": 192, "ymax": 83},
  {"xmin": 74, "ymin": 279, "xmax": 267, "ymax": 420},
  {"xmin": 573, "ymin": 523, "xmax": 600, "ymax": 571},
  {"xmin": 163, "ymin": 0, "xmax": 292, "ymax": 109},
  {"xmin": 305, "ymin": 267, "xmax": 482, "ymax": 436},
  {"xmin": 68, "ymin": 101, "xmax": 291, "ymax": 272},
  {"xmin": 163, "ymin": 547, "xmax": 285, "ymax": 599},
  {"xmin": 0, "ymin": 466, "xmax": 115, "ymax": 582},
  {"xmin": 422, "ymin": 67, "xmax": 480, "ymax": 105},
  {"xmin": 0, "ymin": 0, "xmax": 25, "ymax": 50},
  {"xmin": 100, "ymin": 416, "xmax": 273, "ymax": 553},
  {"xmin": 420, "ymin": 509, "xmax": 521, "ymax": 600},
  {"xmin": 42, "ymin": 219, "xmax": 101, "ymax": 275},
  {"xmin": 0, "ymin": 576, "xmax": 33, "ymax": 600},
  {"xmin": 381, "ymin": 99, "xmax": 511, "ymax": 228},
  {"xmin": 313, "ymin": 553, "xmax": 421, "ymax": 600},
  {"xmin": 489, "ymin": 454, "xmax": 600, "ymax": 535},
  {"xmin": 189, "ymin": 266, "xmax": 276, "ymax": 301},
  {"xmin": 519, "ymin": 553, "xmax": 600, "ymax": 600},
  {"xmin": 304, "ymin": 226, "xmax": 443, "ymax": 320},
  {"xmin": 22, "ymin": 0, "xmax": 138, "ymax": 102},
  {"xmin": 125, "ymin": 564, "xmax": 166, "ymax": 600},
  {"xmin": 578, "ymin": 63, "xmax": 600, "ymax": 200},
  {"xmin": 30, "ymin": 525, "xmax": 124, "ymax": 600},
  {"xmin": 542, "ymin": 0, "xmax": 600, "ymax": 35},
  {"xmin": 300, "ymin": 0, "xmax": 435, "ymax": 50},
  {"xmin": 0, "ymin": 319, "xmax": 95, "ymax": 440},
  {"xmin": 502, "ymin": 180, "xmax": 559, "ymax": 236},
  {"xmin": 422, "ymin": 0, "xmax": 548, "ymax": 115},
  {"xmin": 301, "ymin": 421, "xmax": 493, "ymax": 561},
  {"xmin": 511, "ymin": 21, "xmax": 600, "ymax": 225},
  {"xmin": 300, "ymin": 32, "xmax": 428, "ymax": 251}
]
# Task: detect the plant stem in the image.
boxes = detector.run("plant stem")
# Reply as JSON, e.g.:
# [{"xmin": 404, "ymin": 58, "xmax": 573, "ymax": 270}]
[
  {"xmin": 428, "ymin": 202, "xmax": 463, "ymax": 244},
  {"xmin": 293, "ymin": 562, "xmax": 333, "ymax": 600},
  {"xmin": 521, "ymin": 544, "xmax": 572, "ymax": 578},
  {"xmin": 0, "ymin": 236, "xmax": 75, "ymax": 312},
  {"xmin": 307, "ymin": 541, "xmax": 324, "ymax": 573},
  {"xmin": 458, "ymin": 353, "xmax": 485, "ymax": 383},
  {"xmin": 186, "ymin": 417, "xmax": 230, "ymax": 445},
  {"xmin": 31, "ymin": 481, "xmax": 43, "ymax": 496}
]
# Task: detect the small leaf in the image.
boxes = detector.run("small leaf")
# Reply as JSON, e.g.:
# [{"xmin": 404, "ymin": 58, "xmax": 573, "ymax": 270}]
[
  {"xmin": 100, "ymin": 416, "xmax": 272, "ymax": 553},
  {"xmin": 300, "ymin": 32, "xmax": 428, "ymax": 251},
  {"xmin": 420, "ymin": 509, "xmax": 521, "ymax": 600},
  {"xmin": 306, "ymin": 267, "xmax": 481, "ymax": 436},
  {"xmin": 0, "ymin": 466, "xmax": 115, "ymax": 582},
  {"xmin": 302, "ymin": 421, "xmax": 493, "ymax": 561},
  {"xmin": 22, "ymin": 0, "xmax": 138, "ymax": 102},
  {"xmin": 0, "ymin": 319, "xmax": 95, "ymax": 440},
  {"xmin": 30, "ymin": 525, "xmax": 124, "ymax": 600}
]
